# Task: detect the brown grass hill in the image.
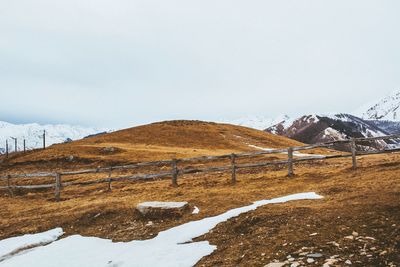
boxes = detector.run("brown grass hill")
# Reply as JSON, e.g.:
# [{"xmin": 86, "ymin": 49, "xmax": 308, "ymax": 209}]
[{"xmin": 0, "ymin": 120, "xmax": 305, "ymax": 172}]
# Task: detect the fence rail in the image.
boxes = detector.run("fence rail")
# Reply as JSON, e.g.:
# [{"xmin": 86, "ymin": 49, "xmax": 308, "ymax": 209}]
[{"xmin": 1, "ymin": 134, "xmax": 400, "ymax": 201}]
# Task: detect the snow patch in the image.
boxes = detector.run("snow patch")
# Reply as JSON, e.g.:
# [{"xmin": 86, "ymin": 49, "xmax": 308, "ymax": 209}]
[
  {"xmin": 192, "ymin": 206, "xmax": 200, "ymax": 214},
  {"xmin": 248, "ymin": 144, "xmax": 324, "ymax": 158},
  {"xmin": 0, "ymin": 193, "xmax": 323, "ymax": 267},
  {"xmin": 0, "ymin": 228, "xmax": 63, "ymax": 262}
]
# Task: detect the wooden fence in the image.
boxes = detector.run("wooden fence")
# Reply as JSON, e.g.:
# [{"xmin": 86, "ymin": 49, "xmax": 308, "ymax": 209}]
[{"xmin": 1, "ymin": 134, "xmax": 400, "ymax": 201}]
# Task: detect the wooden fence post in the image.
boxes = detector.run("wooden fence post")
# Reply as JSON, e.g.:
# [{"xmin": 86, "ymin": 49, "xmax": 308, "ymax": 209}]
[
  {"xmin": 55, "ymin": 173, "xmax": 61, "ymax": 201},
  {"xmin": 5, "ymin": 140, "xmax": 8, "ymax": 158},
  {"xmin": 230, "ymin": 153, "xmax": 237, "ymax": 184},
  {"xmin": 171, "ymin": 159, "xmax": 179, "ymax": 187},
  {"xmin": 351, "ymin": 138, "xmax": 357, "ymax": 170},
  {"xmin": 287, "ymin": 147, "xmax": 294, "ymax": 177},
  {"xmin": 107, "ymin": 167, "xmax": 112, "ymax": 191},
  {"xmin": 43, "ymin": 130, "xmax": 46, "ymax": 150},
  {"xmin": 6, "ymin": 175, "xmax": 13, "ymax": 197},
  {"xmin": 23, "ymin": 139, "xmax": 26, "ymax": 153}
]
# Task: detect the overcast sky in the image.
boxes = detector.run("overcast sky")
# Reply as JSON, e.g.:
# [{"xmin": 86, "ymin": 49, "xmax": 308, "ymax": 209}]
[{"xmin": 0, "ymin": 0, "xmax": 399, "ymax": 128}]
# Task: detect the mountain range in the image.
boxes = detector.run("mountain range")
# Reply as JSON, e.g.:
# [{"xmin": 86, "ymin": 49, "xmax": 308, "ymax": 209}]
[
  {"xmin": 0, "ymin": 121, "xmax": 104, "ymax": 154},
  {"xmin": 265, "ymin": 91, "xmax": 400, "ymax": 150},
  {"xmin": 225, "ymin": 90, "xmax": 400, "ymax": 151}
]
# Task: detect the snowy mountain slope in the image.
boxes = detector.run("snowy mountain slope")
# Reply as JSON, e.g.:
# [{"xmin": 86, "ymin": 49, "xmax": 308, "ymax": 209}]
[
  {"xmin": 356, "ymin": 90, "xmax": 400, "ymax": 121},
  {"xmin": 220, "ymin": 115, "xmax": 290, "ymax": 130},
  {"xmin": 368, "ymin": 120, "xmax": 400, "ymax": 134},
  {"xmin": 266, "ymin": 114, "xmax": 398, "ymax": 151},
  {"xmin": 0, "ymin": 121, "xmax": 105, "ymax": 153}
]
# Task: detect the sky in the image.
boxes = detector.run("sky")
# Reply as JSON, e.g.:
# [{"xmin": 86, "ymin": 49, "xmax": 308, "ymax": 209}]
[{"xmin": 0, "ymin": 0, "xmax": 399, "ymax": 129}]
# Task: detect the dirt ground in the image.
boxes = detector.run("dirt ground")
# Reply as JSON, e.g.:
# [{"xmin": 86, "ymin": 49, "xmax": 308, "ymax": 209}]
[{"xmin": 0, "ymin": 153, "xmax": 399, "ymax": 266}]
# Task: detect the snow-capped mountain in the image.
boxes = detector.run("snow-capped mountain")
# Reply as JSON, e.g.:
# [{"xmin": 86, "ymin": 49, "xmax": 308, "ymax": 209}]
[
  {"xmin": 0, "ymin": 121, "xmax": 105, "ymax": 154},
  {"xmin": 220, "ymin": 115, "xmax": 290, "ymax": 130},
  {"xmin": 357, "ymin": 90, "xmax": 400, "ymax": 121},
  {"xmin": 266, "ymin": 114, "xmax": 398, "ymax": 151}
]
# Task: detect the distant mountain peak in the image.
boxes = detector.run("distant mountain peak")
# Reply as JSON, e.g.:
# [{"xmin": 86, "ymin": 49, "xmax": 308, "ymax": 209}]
[
  {"xmin": 219, "ymin": 114, "xmax": 290, "ymax": 130},
  {"xmin": 357, "ymin": 90, "xmax": 400, "ymax": 121}
]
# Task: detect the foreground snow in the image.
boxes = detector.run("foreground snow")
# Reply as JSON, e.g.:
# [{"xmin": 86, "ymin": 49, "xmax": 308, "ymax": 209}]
[
  {"xmin": 0, "ymin": 228, "xmax": 63, "ymax": 262},
  {"xmin": 0, "ymin": 192, "xmax": 323, "ymax": 267}
]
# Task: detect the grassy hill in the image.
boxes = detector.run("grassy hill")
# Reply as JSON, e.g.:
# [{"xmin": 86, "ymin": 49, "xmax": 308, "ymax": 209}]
[{"xmin": 0, "ymin": 120, "xmax": 305, "ymax": 171}]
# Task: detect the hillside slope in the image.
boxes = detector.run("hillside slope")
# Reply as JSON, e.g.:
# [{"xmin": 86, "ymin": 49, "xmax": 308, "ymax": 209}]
[{"xmin": 1, "ymin": 120, "xmax": 304, "ymax": 170}]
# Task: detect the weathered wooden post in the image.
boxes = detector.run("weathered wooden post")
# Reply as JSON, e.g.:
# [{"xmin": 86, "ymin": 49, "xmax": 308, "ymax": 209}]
[
  {"xmin": 43, "ymin": 130, "xmax": 46, "ymax": 150},
  {"xmin": 350, "ymin": 138, "xmax": 357, "ymax": 170},
  {"xmin": 171, "ymin": 159, "xmax": 179, "ymax": 187},
  {"xmin": 55, "ymin": 173, "xmax": 62, "ymax": 201},
  {"xmin": 5, "ymin": 140, "xmax": 8, "ymax": 158},
  {"xmin": 6, "ymin": 175, "xmax": 13, "ymax": 197},
  {"xmin": 230, "ymin": 153, "xmax": 237, "ymax": 184},
  {"xmin": 107, "ymin": 167, "xmax": 112, "ymax": 191},
  {"xmin": 287, "ymin": 147, "xmax": 294, "ymax": 177},
  {"xmin": 23, "ymin": 139, "xmax": 26, "ymax": 153}
]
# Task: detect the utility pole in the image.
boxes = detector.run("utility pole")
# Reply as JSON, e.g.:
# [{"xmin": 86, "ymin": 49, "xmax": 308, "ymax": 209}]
[
  {"xmin": 43, "ymin": 130, "xmax": 46, "ymax": 150},
  {"xmin": 10, "ymin": 137, "xmax": 17, "ymax": 152}
]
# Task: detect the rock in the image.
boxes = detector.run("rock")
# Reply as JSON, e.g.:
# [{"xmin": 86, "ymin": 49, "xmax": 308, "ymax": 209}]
[
  {"xmin": 345, "ymin": 259, "xmax": 352, "ymax": 265},
  {"xmin": 309, "ymin": 232, "xmax": 318, "ymax": 236},
  {"xmin": 344, "ymin": 235, "xmax": 354, "ymax": 240},
  {"xmin": 327, "ymin": 241, "xmax": 340, "ymax": 247},
  {"xmin": 324, "ymin": 258, "xmax": 338, "ymax": 265},
  {"xmin": 380, "ymin": 250, "xmax": 388, "ymax": 256},
  {"xmin": 290, "ymin": 262, "xmax": 300, "ymax": 267},
  {"xmin": 307, "ymin": 253, "xmax": 323, "ymax": 258},
  {"xmin": 146, "ymin": 221, "xmax": 154, "ymax": 226},
  {"xmin": 136, "ymin": 201, "xmax": 190, "ymax": 219},
  {"xmin": 264, "ymin": 263, "xmax": 285, "ymax": 267},
  {"xmin": 66, "ymin": 155, "xmax": 74, "ymax": 162},
  {"xmin": 102, "ymin": 147, "xmax": 116, "ymax": 153},
  {"xmin": 352, "ymin": 231, "xmax": 359, "ymax": 237},
  {"xmin": 306, "ymin": 258, "xmax": 315, "ymax": 263}
]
